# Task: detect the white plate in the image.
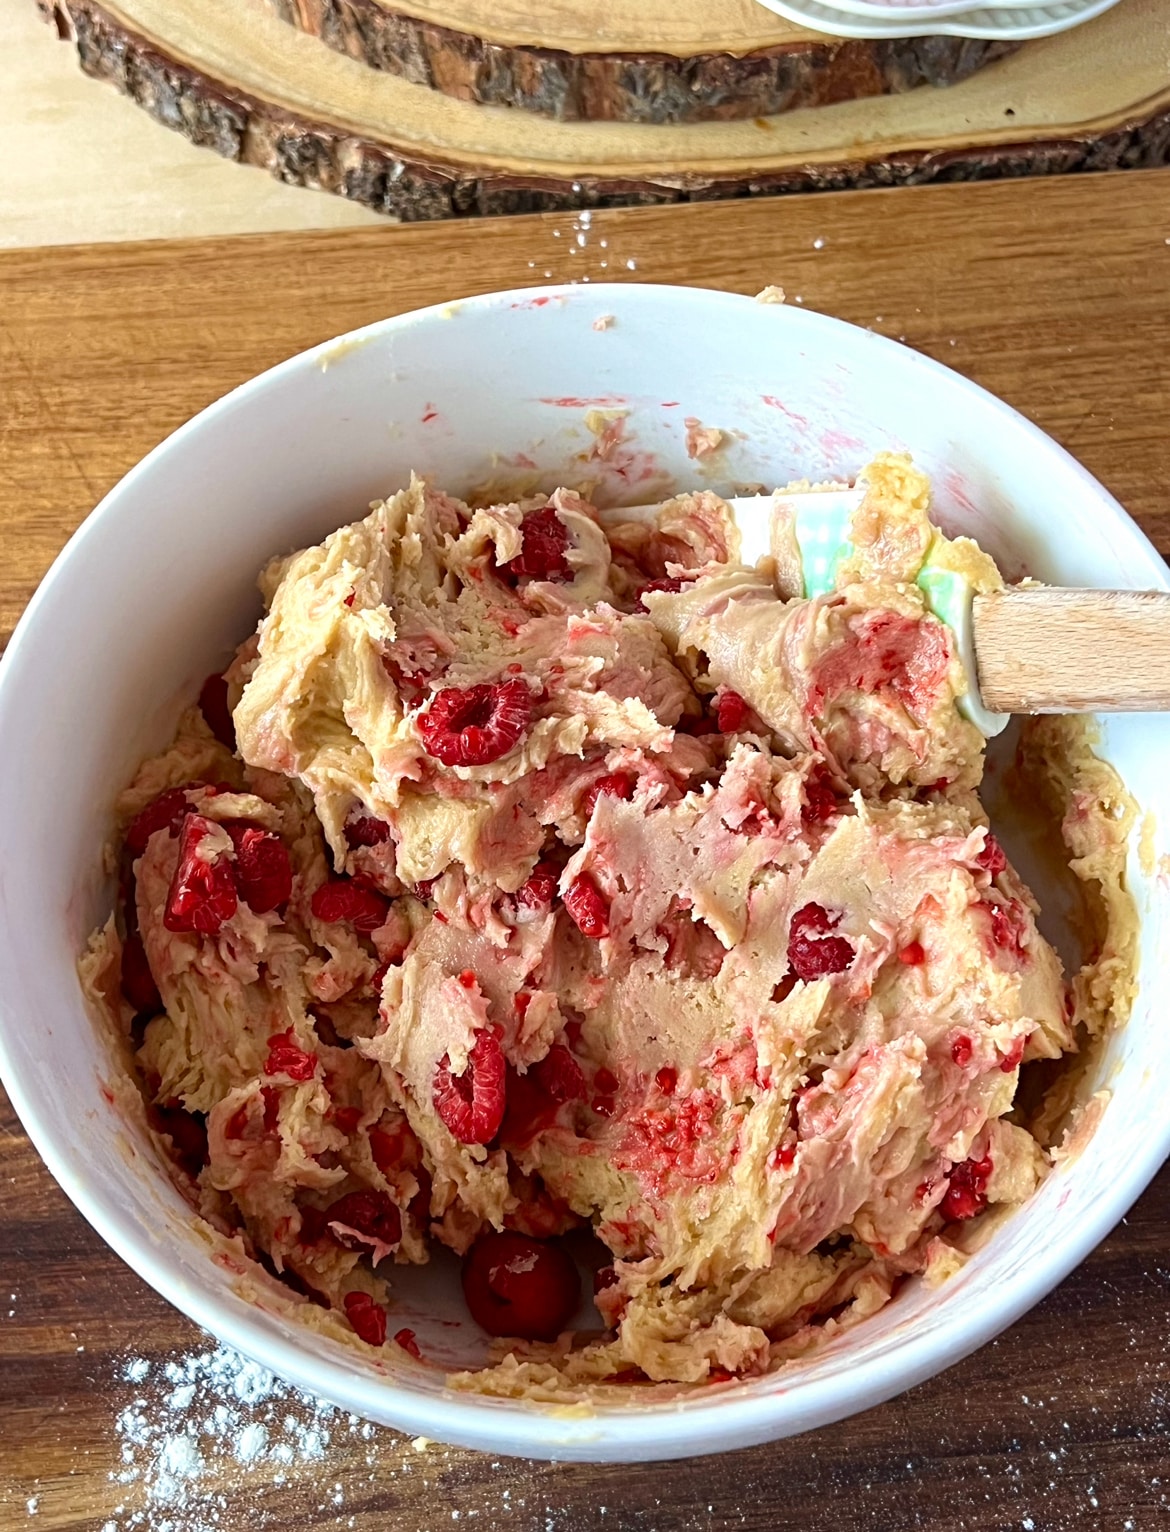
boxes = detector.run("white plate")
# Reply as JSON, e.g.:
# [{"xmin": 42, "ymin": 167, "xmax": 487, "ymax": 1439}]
[{"xmin": 756, "ymin": 0, "xmax": 1120, "ymax": 38}]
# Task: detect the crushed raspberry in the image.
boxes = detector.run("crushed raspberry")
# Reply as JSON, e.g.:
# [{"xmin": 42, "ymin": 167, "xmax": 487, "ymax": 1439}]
[
  {"xmin": 461, "ymin": 1231, "xmax": 580, "ymax": 1341},
  {"xmin": 898, "ymin": 941, "xmax": 925, "ymax": 966},
  {"xmin": 432, "ymin": 1030, "xmax": 506, "ymax": 1145},
  {"xmin": 458, "ymin": 969, "xmax": 477, "ymax": 989},
  {"xmin": 508, "ymin": 505, "xmax": 571, "ymax": 581},
  {"xmin": 583, "ymin": 772, "xmax": 636, "ymax": 819},
  {"xmin": 998, "ymin": 1034, "xmax": 1026, "ymax": 1073},
  {"xmin": 413, "ymin": 877, "xmax": 438, "ymax": 901},
  {"xmin": 564, "ymin": 874, "xmax": 610, "ymax": 939},
  {"xmin": 593, "ymin": 1265, "xmax": 619, "ymax": 1294},
  {"xmin": 153, "ymin": 1105, "xmax": 209, "ymax": 1176},
  {"xmin": 708, "ymin": 1368, "xmax": 735, "ymax": 1384},
  {"xmin": 940, "ymin": 1154, "xmax": 992, "ymax": 1221},
  {"xmin": 198, "ymin": 672, "xmax": 236, "ymax": 751},
  {"xmin": 265, "ymin": 1029, "xmax": 317, "ymax": 1081},
  {"xmin": 343, "ymin": 1290, "xmax": 388, "ymax": 1347},
  {"xmin": 772, "ymin": 1143, "xmax": 797, "ymax": 1169},
  {"xmin": 539, "ymin": 1044, "xmax": 587, "ymax": 1103},
  {"xmin": 786, "ymin": 903, "xmax": 855, "ymax": 981},
  {"xmin": 121, "ymin": 930, "xmax": 162, "ymax": 1015},
  {"xmin": 125, "ymin": 785, "xmax": 202, "ymax": 856},
  {"xmin": 225, "ymin": 824, "xmax": 292, "ymax": 914},
  {"xmin": 951, "ymin": 1034, "xmax": 974, "ymax": 1068},
  {"xmin": 418, "ymin": 679, "xmax": 533, "ymax": 767},
  {"xmin": 345, "ymin": 813, "xmax": 392, "ymax": 847},
  {"xmin": 393, "ymin": 1327, "xmax": 422, "ymax": 1359},
  {"xmin": 639, "ymin": 576, "xmax": 686, "ymax": 605},
  {"xmin": 595, "ymin": 1067, "xmax": 619, "ymax": 1095},
  {"xmin": 369, "ymin": 1123, "xmax": 416, "ymax": 1177},
  {"xmin": 514, "ymin": 862, "xmax": 558, "ymax": 912},
  {"xmin": 986, "ymin": 898, "xmax": 1029, "ymax": 959},
  {"xmin": 801, "ymin": 767, "xmax": 838, "ymax": 824},
  {"xmin": 655, "ymin": 1067, "xmax": 677, "ymax": 1095},
  {"xmin": 976, "ymin": 833, "xmax": 1008, "ymax": 877},
  {"xmin": 323, "ymin": 1189, "xmax": 403, "ymax": 1253},
  {"xmin": 332, "ymin": 1105, "xmax": 363, "ymax": 1135},
  {"xmin": 715, "ymin": 690, "xmax": 749, "ymax": 733},
  {"xmin": 163, "ymin": 814, "xmax": 238, "ymax": 935},
  {"xmin": 310, "ymin": 878, "xmax": 390, "ymax": 934}
]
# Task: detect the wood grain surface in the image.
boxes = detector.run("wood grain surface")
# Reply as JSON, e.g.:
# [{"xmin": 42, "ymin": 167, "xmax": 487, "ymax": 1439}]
[
  {"xmin": 2, "ymin": 171, "xmax": 1170, "ymax": 1532},
  {"xmin": 32, "ymin": 0, "xmax": 1170, "ymax": 220}
]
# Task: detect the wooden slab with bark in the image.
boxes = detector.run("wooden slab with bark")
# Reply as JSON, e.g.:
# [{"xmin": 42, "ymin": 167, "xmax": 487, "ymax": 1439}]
[
  {"xmin": 33, "ymin": 0, "xmax": 1170, "ymax": 219},
  {"xmin": 257, "ymin": 0, "xmax": 1017, "ymax": 123}
]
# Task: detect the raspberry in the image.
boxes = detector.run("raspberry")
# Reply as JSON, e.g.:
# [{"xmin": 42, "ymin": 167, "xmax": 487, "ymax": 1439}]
[
  {"xmin": 432, "ymin": 1030, "xmax": 506, "ymax": 1144},
  {"xmin": 593, "ymin": 1265, "xmax": 619, "ymax": 1295},
  {"xmin": 369, "ymin": 1122, "xmax": 418, "ymax": 1178},
  {"xmin": 639, "ymin": 576, "xmax": 687, "ymax": 606},
  {"xmin": 987, "ymin": 899, "xmax": 1028, "ymax": 959},
  {"xmin": 564, "ymin": 874, "xmax": 610, "ymax": 939},
  {"xmin": 121, "ymin": 930, "xmax": 162, "ymax": 1016},
  {"xmin": 976, "ymin": 833, "xmax": 1008, "ymax": 877},
  {"xmin": 264, "ymin": 1029, "xmax": 317, "ymax": 1081},
  {"xmin": 461, "ymin": 1232, "xmax": 580, "ymax": 1341},
  {"xmin": 126, "ymin": 785, "xmax": 202, "ymax": 856},
  {"xmin": 786, "ymin": 903, "xmax": 855, "ymax": 981},
  {"xmin": 332, "ymin": 1106, "xmax": 363, "ymax": 1135},
  {"xmin": 998, "ymin": 1035, "xmax": 1026, "ymax": 1073},
  {"xmin": 801, "ymin": 767, "xmax": 838, "ymax": 824},
  {"xmin": 153, "ymin": 1105, "xmax": 209, "ymax": 1177},
  {"xmin": 951, "ymin": 1034, "xmax": 974, "ymax": 1068},
  {"xmin": 501, "ymin": 1046, "xmax": 586, "ymax": 1146},
  {"xmin": 715, "ymin": 690, "xmax": 749, "ymax": 733},
  {"xmin": 345, "ymin": 813, "xmax": 392, "ymax": 847},
  {"xmin": 655, "ymin": 1066, "xmax": 677, "ymax": 1095},
  {"xmin": 163, "ymin": 814, "xmax": 238, "ymax": 935},
  {"xmin": 514, "ymin": 862, "xmax": 558, "ymax": 912},
  {"xmin": 322, "ymin": 1189, "xmax": 402, "ymax": 1253},
  {"xmin": 594, "ymin": 1067, "xmax": 618, "ymax": 1095},
  {"xmin": 418, "ymin": 680, "xmax": 533, "ymax": 768},
  {"xmin": 310, "ymin": 878, "xmax": 389, "ymax": 934},
  {"xmin": 343, "ymin": 1291, "xmax": 387, "ymax": 1347},
  {"xmin": 394, "ymin": 1327, "xmax": 422, "ymax": 1359},
  {"xmin": 508, "ymin": 505, "xmax": 571, "ymax": 581},
  {"xmin": 225, "ymin": 824, "xmax": 292, "ymax": 914},
  {"xmin": 898, "ymin": 941, "xmax": 925, "ymax": 966},
  {"xmin": 940, "ymin": 1154, "xmax": 992, "ymax": 1221},
  {"xmin": 772, "ymin": 1143, "xmax": 797, "ymax": 1169},
  {"xmin": 198, "ymin": 672, "xmax": 236, "ymax": 751},
  {"xmin": 582, "ymin": 772, "xmax": 636, "ymax": 819}
]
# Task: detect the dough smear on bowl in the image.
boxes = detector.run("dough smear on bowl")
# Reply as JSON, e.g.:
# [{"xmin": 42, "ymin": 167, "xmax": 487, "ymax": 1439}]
[{"xmin": 81, "ymin": 453, "xmax": 1138, "ymax": 1397}]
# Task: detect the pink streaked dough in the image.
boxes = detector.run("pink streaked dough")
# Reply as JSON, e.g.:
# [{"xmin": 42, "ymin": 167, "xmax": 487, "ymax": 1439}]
[{"xmin": 81, "ymin": 452, "xmax": 1128, "ymax": 1398}]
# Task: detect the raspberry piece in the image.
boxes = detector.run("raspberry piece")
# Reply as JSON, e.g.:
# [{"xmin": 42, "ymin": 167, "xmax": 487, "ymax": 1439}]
[
  {"xmin": 332, "ymin": 1106, "xmax": 362, "ymax": 1135},
  {"xmin": 432, "ymin": 1030, "xmax": 506, "ymax": 1145},
  {"xmin": 461, "ymin": 1232, "xmax": 580, "ymax": 1341},
  {"xmin": 323, "ymin": 1189, "xmax": 402, "ymax": 1253},
  {"xmin": 508, "ymin": 505, "xmax": 571, "ymax": 581},
  {"xmin": 655, "ymin": 1066, "xmax": 677, "ymax": 1096},
  {"xmin": 976, "ymin": 833, "xmax": 1008, "ymax": 877},
  {"xmin": 514, "ymin": 861, "xmax": 558, "ymax": 912},
  {"xmin": 582, "ymin": 772, "xmax": 636, "ymax": 819},
  {"xmin": 343, "ymin": 1291, "xmax": 387, "ymax": 1347},
  {"xmin": 394, "ymin": 1327, "xmax": 422, "ymax": 1360},
  {"xmin": 801, "ymin": 767, "xmax": 838, "ymax": 824},
  {"xmin": 125, "ymin": 785, "xmax": 202, "ymax": 856},
  {"xmin": 940, "ymin": 1154, "xmax": 992, "ymax": 1221},
  {"xmin": 121, "ymin": 930, "xmax": 162, "ymax": 1016},
  {"xmin": 153, "ymin": 1106, "xmax": 208, "ymax": 1177},
  {"xmin": 501, "ymin": 1045, "xmax": 587, "ymax": 1145},
  {"xmin": 310, "ymin": 878, "xmax": 389, "ymax": 934},
  {"xmin": 772, "ymin": 1143, "xmax": 797, "ymax": 1169},
  {"xmin": 951, "ymin": 1034, "xmax": 974, "ymax": 1068},
  {"xmin": 715, "ymin": 690, "xmax": 749, "ymax": 733},
  {"xmin": 564, "ymin": 874, "xmax": 610, "ymax": 939},
  {"xmin": 225, "ymin": 824, "xmax": 292, "ymax": 914},
  {"xmin": 593, "ymin": 1265, "xmax": 619, "ymax": 1295},
  {"xmin": 998, "ymin": 1035, "xmax": 1026, "ymax": 1073},
  {"xmin": 639, "ymin": 576, "xmax": 686, "ymax": 606},
  {"xmin": 163, "ymin": 814, "xmax": 238, "ymax": 935},
  {"xmin": 898, "ymin": 941, "xmax": 925, "ymax": 966},
  {"xmin": 594, "ymin": 1067, "xmax": 619, "ymax": 1095},
  {"xmin": 265, "ymin": 1029, "xmax": 317, "ymax": 1081},
  {"xmin": 987, "ymin": 899, "xmax": 1028, "ymax": 959},
  {"xmin": 418, "ymin": 679, "xmax": 533, "ymax": 768},
  {"xmin": 786, "ymin": 903, "xmax": 855, "ymax": 981},
  {"xmin": 345, "ymin": 813, "xmax": 392, "ymax": 848},
  {"xmin": 198, "ymin": 672, "xmax": 236, "ymax": 751}
]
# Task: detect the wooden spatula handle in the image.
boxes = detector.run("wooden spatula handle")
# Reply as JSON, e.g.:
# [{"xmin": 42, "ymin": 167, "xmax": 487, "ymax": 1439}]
[{"xmin": 972, "ymin": 587, "xmax": 1170, "ymax": 713}]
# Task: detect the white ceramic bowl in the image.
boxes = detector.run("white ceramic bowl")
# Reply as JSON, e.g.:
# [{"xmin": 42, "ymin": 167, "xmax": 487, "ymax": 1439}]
[{"xmin": 0, "ymin": 284, "xmax": 1166, "ymax": 1463}]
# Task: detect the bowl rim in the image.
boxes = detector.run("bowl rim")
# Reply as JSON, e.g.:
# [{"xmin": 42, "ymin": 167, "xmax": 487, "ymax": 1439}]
[{"xmin": 2, "ymin": 281, "xmax": 1168, "ymax": 1461}]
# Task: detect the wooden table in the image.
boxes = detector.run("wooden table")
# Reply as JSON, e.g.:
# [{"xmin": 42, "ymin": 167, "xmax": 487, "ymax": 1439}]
[{"xmin": 2, "ymin": 170, "xmax": 1170, "ymax": 1531}]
